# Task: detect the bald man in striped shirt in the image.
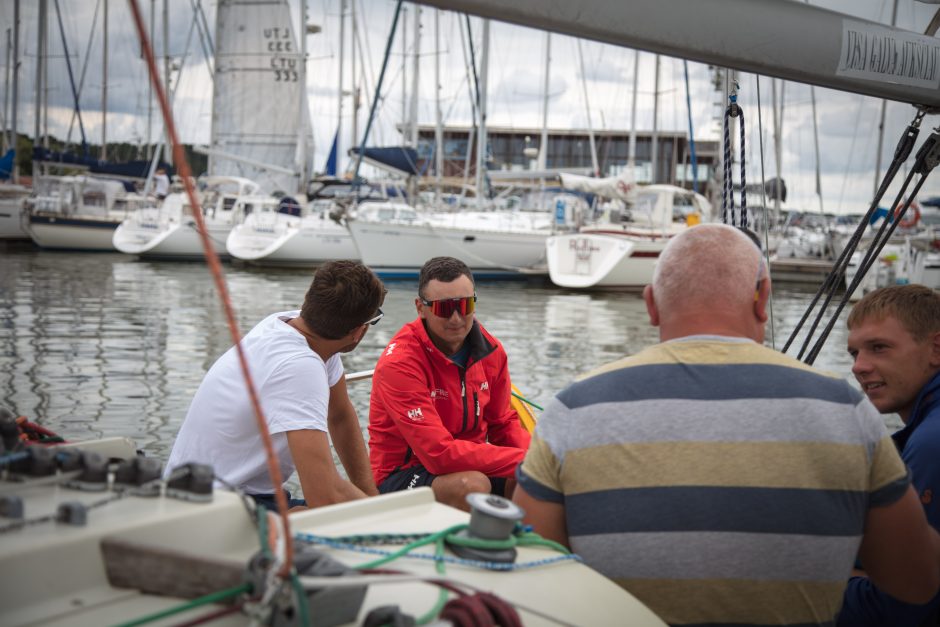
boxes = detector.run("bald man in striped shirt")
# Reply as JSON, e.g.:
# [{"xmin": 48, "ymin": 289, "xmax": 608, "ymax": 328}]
[{"xmin": 515, "ymin": 224, "xmax": 940, "ymax": 627}]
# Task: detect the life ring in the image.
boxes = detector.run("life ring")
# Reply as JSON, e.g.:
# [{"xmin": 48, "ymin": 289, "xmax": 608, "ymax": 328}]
[
  {"xmin": 510, "ymin": 384, "xmax": 538, "ymax": 433},
  {"xmin": 894, "ymin": 201, "xmax": 921, "ymax": 228}
]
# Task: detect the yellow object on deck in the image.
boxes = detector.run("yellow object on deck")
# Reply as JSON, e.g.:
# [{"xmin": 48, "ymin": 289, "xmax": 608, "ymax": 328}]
[{"xmin": 511, "ymin": 384, "xmax": 539, "ymax": 433}]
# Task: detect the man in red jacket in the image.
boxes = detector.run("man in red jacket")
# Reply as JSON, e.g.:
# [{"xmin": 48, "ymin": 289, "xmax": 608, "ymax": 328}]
[{"xmin": 368, "ymin": 256, "xmax": 531, "ymax": 510}]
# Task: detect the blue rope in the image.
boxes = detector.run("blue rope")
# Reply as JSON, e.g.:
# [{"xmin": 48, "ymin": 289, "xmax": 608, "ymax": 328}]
[
  {"xmin": 295, "ymin": 532, "xmax": 582, "ymax": 572},
  {"xmin": 0, "ymin": 451, "xmax": 29, "ymax": 467}
]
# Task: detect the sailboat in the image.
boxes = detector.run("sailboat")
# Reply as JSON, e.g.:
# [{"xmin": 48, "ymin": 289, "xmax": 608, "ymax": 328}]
[
  {"xmin": 113, "ymin": 0, "xmax": 310, "ymax": 260},
  {"xmin": 547, "ymin": 183, "xmax": 711, "ymax": 289}
]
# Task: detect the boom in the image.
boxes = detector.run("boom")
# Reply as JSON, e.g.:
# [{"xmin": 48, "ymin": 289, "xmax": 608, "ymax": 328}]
[{"xmin": 412, "ymin": 0, "xmax": 940, "ymax": 109}]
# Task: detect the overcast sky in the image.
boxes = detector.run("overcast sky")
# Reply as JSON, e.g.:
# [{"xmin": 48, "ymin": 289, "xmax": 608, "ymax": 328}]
[{"xmin": 3, "ymin": 0, "xmax": 940, "ymax": 213}]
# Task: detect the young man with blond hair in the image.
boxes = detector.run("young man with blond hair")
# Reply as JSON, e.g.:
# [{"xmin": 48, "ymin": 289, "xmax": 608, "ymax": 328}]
[{"xmin": 840, "ymin": 284, "xmax": 940, "ymax": 626}]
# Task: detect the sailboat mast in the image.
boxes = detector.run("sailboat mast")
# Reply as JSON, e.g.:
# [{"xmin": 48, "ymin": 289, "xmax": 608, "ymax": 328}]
[
  {"xmin": 350, "ymin": 3, "xmax": 358, "ymax": 149},
  {"xmin": 3, "ymin": 27, "xmax": 10, "ymax": 154},
  {"xmin": 11, "ymin": 0, "xmax": 19, "ymax": 180},
  {"xmin": 538, "ymin": 32, "xmax": 550, "ymax": 171},
  {"xmin": 337, "ymin": 0, "xmax": 345, "ymax": 174},
  {"xmin": 434, "ymin": 9, "xmax": 443, "ymax": 195},
  {"xmin": 475, "ymin": 18, "xmax": 489, "ymax": 209},
  {"xmin": 576, "ymin": 39, "xmax": 599, "ymax": 176},
  {"xmin": 101, "ymin": 0, "xmax": 108, "ymax": 160},
  {"xmin": 162, "ymin": 0, "xmax": 171, "ymax": 165},
  {"xmin": 628, "ymin": 49, "xmax": 638, "ymax": 175},
  {"xmin": 873, "ymin": 0, "xmax": 899, "ymax": 198},
  {"xmin": 650, "ymin": 54, "xmax": 660, "ymax": 183},
  {"xmin": 299, "ymin": 0, "xmax": 308, "ymax": 191},
  {"xmin": 408, "ymin": 6, "xmax": 420, "ymax": 147},
  {"xmin": 33, "ymin": 0, "xmax": 46, "ymax": 176}
]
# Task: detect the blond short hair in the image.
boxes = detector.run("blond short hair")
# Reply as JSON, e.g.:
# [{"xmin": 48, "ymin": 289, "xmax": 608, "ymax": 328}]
[{"xmin": 847, "ymin": 285, "xmax": 940, "ymax": 341}]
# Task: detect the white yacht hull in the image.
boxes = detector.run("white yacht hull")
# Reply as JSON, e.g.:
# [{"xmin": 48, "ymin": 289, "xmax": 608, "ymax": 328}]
[
  {"xmin": 547, "ymin": 229, "xmax": 673, "ymax": 289},
  {"xmin": 347, "ymin": 214, "xmax": 550, "ymax": 278},
  {"xmin": 0, "ymin": 185, "xmax": 30, "ymax": 239},
  {"xmin": 227, "ymin": 213, "xmax": 359, "ymax": 265},
  {"xmin": 27, "ymin": 214, "xmax": 123, "ymax": 251},
  {"xmin": 1, "ymin": 446, "xmax": 666, "ymax": 627},
  {"xmin": 113, "ymin": 217, "xmax": 230, "ymax": 259}
]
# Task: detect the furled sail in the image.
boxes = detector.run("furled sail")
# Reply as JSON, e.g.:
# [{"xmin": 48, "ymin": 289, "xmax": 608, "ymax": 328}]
[{"xmin": 210, "ymin": 0, "xmax": 310, "ymax": 194}]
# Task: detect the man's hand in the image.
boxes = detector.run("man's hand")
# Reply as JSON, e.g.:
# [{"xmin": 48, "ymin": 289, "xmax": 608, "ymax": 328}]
[
  {"xmin": 327, "ymin": 376, "xmax": 378, "ymax": 496},
  {"xmin": 286, "ymin": 429, "xmax": 368, "ymax": 507}
]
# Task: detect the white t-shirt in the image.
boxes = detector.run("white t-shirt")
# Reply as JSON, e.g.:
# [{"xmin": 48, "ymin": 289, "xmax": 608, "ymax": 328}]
[
  {"xmin": 165, "ymin": 311, "xmax": 344, "ymax": 494},
  {"xmin": 154, "ymin": 172, "xmax": 170, "ymax": 197}
]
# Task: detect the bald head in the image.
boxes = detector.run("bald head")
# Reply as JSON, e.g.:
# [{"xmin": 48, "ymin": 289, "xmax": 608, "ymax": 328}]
[{"xmin": 645, "ymin": 224, "xmax": 769, "ymax": 340}]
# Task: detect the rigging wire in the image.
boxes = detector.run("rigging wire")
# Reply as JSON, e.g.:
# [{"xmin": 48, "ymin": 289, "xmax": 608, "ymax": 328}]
[
  {"xmin": 782, "ymin": 109, "xmax": 937, "ymax": 364},
  {"xmin": 125, "ymin": 0, "xmax": 295, "ymax": 578},
  {"xmin": 754, "ymin": 74, "xmax": 776, "ymax": 349}
]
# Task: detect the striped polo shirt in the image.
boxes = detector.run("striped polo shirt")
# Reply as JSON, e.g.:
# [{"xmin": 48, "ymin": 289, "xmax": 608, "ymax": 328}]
[{"xmin": 517, "ymin": 336, "xmax": 909, "ymax": 627}]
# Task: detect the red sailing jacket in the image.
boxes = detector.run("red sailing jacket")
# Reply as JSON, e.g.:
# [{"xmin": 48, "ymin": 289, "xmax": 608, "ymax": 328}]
[{"xmin": 368, "ymin": 318, "xmax": 531, "ymax": 486}]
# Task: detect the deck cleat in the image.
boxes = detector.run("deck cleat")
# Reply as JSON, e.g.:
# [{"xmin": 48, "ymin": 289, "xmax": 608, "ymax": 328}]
[
  {"xmin": 64, "ymin": 451, "xmax": 109, "ymax": 492},
  {"xmin": 113, "ymin": 457, "xmax": 163, "ymax": 497},
  {"xmin": 165, "ymin": 463, "xmax": 214, "ymax": 503}
]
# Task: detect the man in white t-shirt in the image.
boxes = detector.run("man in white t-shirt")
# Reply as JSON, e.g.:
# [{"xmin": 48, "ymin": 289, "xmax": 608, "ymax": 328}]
[
  {"xmin": 166, "ymin": 260, "xmax": 386, "ymax": 509},
  {"xmin": 153, "ymin": 167, "xmax": 170, "ymax": 201}
]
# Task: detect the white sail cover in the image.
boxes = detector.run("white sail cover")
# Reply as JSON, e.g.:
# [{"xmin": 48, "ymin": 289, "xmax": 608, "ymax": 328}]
[
  {"xmin": 559, "ymin": 170, "xmax": 638, "ymax": 203},
  {"xmin": 210, "ymin": 0, "xmax": 310, "ymax": 194}
]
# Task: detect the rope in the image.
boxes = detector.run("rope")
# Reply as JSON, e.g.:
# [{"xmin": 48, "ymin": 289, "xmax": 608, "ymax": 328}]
[
  {"xmin": 111, "ymin": 583, "xmax": 251, "ymax": 627},
  {"xmin": 781, "ymin": 110, "xmax": 930, "ymax": 362},
  {"xmin": 510, "ymin": 391, "xmax": 543, "ymax": 411},
  {"xmin": 721, "ymin": 85, "xmax": 748, "ymax": 229},
  {"xmin": 295, "ymin": 525, "xmax": 580, "ymax": 573},
  {"xmin": 127, "ymin": 0, "xmax": 294, "ymax": 577}
]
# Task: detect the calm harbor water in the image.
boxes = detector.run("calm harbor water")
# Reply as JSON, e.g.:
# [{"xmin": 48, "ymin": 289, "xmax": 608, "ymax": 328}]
[{"xmin": 0, "ymin": 242, "xmax": 895, "ymax": 465}]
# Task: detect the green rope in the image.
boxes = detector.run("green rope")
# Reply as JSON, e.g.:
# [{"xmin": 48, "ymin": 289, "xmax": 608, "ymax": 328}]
[
  {"xmin": 511, "ymin": 391, "xmax": 543, "ymax": 411},
  {"xmin": 414, "ymin": 536, "xmax": 450, "ymax": 625},
  {"xmin": 353, "ymin": 523, "xmax": 468, "ymax": 570},
  {"xmin": 111, "ymin": 583, "xmax": 252, "ymax": 627},
  {"xmin": 290, "ymin": 573, "xmax": 311, "ymax": 627}
]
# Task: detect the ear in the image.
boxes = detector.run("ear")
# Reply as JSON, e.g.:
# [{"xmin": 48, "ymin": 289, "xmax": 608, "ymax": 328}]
[
  {"xmin": 643, "ymin": 285, "xmax": 660, "ymax": 327},
  {"xmin": 415, "ymin": 297, "xmax": 426, "ymax": 320},
  {"xmin": 753, "ymin": 278, "xmax": 770, "ymax": 324},
  {"xmin": 929, "ymin": 330, "xmax": 940, "ymax": 369}
]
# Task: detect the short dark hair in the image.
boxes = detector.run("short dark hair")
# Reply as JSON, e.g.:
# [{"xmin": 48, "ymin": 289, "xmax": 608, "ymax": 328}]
[
  {"xmin": 848, "ymin": 284, "xmax": 940, "ymax": 341},
  {"xmin": 301, "ymin": 261, "xmax": 385, "ymax": 339},
  {"xmin": 418, "ymin": 257, "xmax": 473, "ymax": 298}
]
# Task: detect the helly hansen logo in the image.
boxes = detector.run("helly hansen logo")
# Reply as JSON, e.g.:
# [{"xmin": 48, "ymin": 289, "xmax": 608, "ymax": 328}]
[
  {"xmin": 407, "ymin": 408, "xmax": 423, "ymax": 421},
  {"xmin": 385, "ymin": 342, "xmax": 397, "ymax": 356},
  {"xmin": 480, "ymin": 381, "xmax": 488, "ymax": 391},
  {"xmin": 407, "ymin": 473, "xmax": 421, "ymax": 489}
]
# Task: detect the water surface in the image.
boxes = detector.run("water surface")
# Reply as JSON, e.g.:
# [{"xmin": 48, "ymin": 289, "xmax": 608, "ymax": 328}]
[{"xmin": 0, "ymin": 243, "xmax": 893, "ymax": 465}]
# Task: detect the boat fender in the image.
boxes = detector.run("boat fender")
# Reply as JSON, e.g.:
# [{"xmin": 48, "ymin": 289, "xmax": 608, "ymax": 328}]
[
  {"xmin": 113, "ymin": 457, "xmax": 163, "ymax": 497},
  {"xmin": 56, "ymin": 501, "xmax": 88, "ymax": 526},
  {"xmin": 0, "ymin": 495, "xmax": 24, "ymax": 520},
  {"xmin": 65, "ymin": 451, "xmax": 109, "ymax": 492},
  {"xmin": 362, "ymin": 605, "xmax": 416, "ymax": 627},
  {"xmin": 165, "ymin": 462, "xmax": 214, "ymax": 503}
]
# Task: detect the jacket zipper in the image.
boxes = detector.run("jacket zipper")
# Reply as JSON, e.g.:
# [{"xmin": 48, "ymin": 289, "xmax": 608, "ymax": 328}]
[
  {"xmin": 472, "ymin": 392, "xmax": 480, "ymax": 431},
  {"xmin": 459, "ymin": 369, "xmax": 468, "ymax": 434}
]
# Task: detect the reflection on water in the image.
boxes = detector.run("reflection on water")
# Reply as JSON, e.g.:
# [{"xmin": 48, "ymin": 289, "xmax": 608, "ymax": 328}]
[{"xmin": 0, "ymin": 244, "xmax": 896, "ymax": 463}]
